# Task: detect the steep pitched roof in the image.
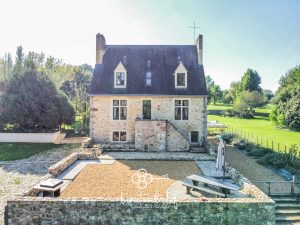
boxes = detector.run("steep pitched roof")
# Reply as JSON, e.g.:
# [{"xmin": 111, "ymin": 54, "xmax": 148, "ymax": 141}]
[{"xmin": 90, "ymin": 45, "xmax": 207, "ymax": 95}]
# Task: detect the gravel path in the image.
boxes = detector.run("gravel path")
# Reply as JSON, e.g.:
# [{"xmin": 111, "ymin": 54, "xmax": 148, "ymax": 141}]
[
  {"xmin": 0, "ymin": 144, "xmax": 81, "ymax": 225},
  {"xmin": 220, "ymin": 142, "xmax": 299, "ymax": 194}
]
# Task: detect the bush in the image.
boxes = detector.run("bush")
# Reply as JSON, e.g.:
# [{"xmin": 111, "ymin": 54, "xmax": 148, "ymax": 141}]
[
  {"xmin": 247, "ymin": 148, "xmax": 273, "ymax": 157},
  {"xmin": 220, "ymin": 132, "xmax": 237, "ymax": 143},
  {"xmin": 232, "ymin": 138, "xmax": 254, "ymax": 150},
  {"xmin": 257, "ymin": 153, "xmax": 288, "ymax": 168},
  {"xmin": 221, "ymin": 109, "xmax": 235, "ymax": 117}
]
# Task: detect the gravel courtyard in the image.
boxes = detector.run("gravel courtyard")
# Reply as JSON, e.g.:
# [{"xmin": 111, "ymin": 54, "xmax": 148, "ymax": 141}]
[
  {"xmin": 61, "ymin": 160, "xmax": 201, "ymax": 199},
  {"xmin": 0, "ymin": 144, "xmax": 80, "ymax": 225}
]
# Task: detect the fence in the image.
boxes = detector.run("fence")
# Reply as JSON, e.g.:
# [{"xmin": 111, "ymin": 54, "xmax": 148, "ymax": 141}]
[
  {"xmin": 252, "ymin": 176, "xmax": 299, "ymax": 196},
  {"xmin": 224, "ymin": 125, "xmax": 298, "ymax": 153}
]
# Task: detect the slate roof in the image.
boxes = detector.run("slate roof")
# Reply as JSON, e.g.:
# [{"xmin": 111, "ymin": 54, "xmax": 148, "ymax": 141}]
[{"xmin": 90, "ymin": 45, "xmax": 207, "ymax": 95}]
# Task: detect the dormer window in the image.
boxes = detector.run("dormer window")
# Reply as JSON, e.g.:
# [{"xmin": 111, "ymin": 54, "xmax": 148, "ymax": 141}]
[
  {"xmin": 145, "ymin": 72, "xmax": 152, "ymax": 86},
  {"xmin": 114, "ymin": 61, "xmax": 127, "ymax": 88},
  {"xmin": 174, "ymin": 60, "xmax": 187, "ymax": 88}
]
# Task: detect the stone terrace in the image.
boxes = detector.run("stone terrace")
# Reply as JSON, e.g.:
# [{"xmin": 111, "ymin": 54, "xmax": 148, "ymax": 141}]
[{"xmin": 0, "ymin": 144, "xmax": 81, "ymax": 225}]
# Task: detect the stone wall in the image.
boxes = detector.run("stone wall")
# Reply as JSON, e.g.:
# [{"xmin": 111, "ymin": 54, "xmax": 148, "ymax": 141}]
[
  {"xmin": 134, "ymin": 120, "xmax": 190, "ymax": 151},
  {"xmin": 48, "ymin": 150, "xmax": 102, "ymax": 176},
  {"xmin": 89, "ymin": 96, "xmax": 207, "ymax": 147},
  {"xmin": 135, "ymin": 120, "xmax": 166, "ymax": 151},
  {"xmin": 6, "ymin": 198, "xmax": 275, "ymax": 225},
  {"xmin": 166, "ymin": 121, "xmax": 189, "ymax": 151},
  {"xmin": 0, "ymin": 131, "xmax": 62, "ymax": 143}
]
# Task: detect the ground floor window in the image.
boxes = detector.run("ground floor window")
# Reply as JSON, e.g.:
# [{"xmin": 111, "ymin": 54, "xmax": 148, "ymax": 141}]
[
  {"xmin": 191, "ymin": 131, "xmax": 199, "ymax": 143},
  {"xmin": 113, "ymin": 131, "xmax": 127, "ymax": 142}
]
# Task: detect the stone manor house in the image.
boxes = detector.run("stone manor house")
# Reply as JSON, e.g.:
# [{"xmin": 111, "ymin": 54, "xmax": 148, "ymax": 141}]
[{"xmin": 89, "ymin": 33, "xmax": 208, "ymax": 151}]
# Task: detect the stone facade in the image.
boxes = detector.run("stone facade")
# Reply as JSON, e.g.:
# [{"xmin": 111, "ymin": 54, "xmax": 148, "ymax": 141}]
[
  {"xmin": 90, "ymin": 95, "xmax": 207, "ymax": 150},
  {"xmin": 134, "ymin": 120, "xmax": 190, "ymax": 151},
  {"xmin": 6, "ymin": 198, "xmax": 275, "ymax": 225}
]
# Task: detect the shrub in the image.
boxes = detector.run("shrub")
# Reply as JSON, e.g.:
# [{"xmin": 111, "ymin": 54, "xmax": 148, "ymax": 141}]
[
  {"xmin": 247, "ymin": 148, "xmax": 273, "ymax": 157},
  {"xmin": 257, "ymin": 153, "xmax": 288, "ymax": 168},
  {"xmin": 221, "ymin": 109, "xmax": 235, "ymax": 117},
  {"xmin": 220, "ymin": 132, "xmax": 237, "ymax": 143},
  {"xmin": 232, "ymin": 138, "xmax": 254, "ymax": 150}
]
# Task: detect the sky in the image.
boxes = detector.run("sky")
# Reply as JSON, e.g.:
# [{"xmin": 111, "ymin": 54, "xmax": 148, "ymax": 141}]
[{"xmin": 0, "ymin": 0, "xmax": 300, "ymax": 92}]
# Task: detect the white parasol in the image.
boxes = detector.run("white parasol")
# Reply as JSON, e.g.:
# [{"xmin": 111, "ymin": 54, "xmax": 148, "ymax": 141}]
[{"xmin": 216, "ymin": 139, "xmax": 225, "ymax": 171}]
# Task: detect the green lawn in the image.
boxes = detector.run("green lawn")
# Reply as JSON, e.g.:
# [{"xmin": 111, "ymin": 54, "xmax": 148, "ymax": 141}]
[
  {"xmin": 0, "ymin": 143, "xmax": 68, "ymax": 161},
  {"xmin": 207, "ymin": 103, "xmax": 233, "ymax": 111},
  {"xmin": 208, "ymin": 114, "xmax": 300, "ymax": 151},
  {"xmin": 208, "ymin": 103, "xmax": 272, "ymax": 114}
]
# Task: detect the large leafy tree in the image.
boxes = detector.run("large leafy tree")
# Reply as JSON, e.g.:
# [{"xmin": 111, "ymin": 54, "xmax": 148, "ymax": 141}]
[
  {"xmin": 233, "ymin": 91, "xmax": 267, "ymax": 118},
  {"xmin": 241, "ymin": 68, "xmax": 262, "ymax": 92},
  {"xmin": 205, "ymin": 75, "xmax": 223, "ymax": 104},
  {"xmin": 0, "ymin": 69, "xmax": 75, "ymax": 132},
  {"xmin": 271, "ymin": 66, "xmax": 300, "ymax": 131}
]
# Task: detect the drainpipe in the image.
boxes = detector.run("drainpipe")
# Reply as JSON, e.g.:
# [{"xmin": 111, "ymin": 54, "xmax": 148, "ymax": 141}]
[{"xmin": 90, "ymin": 96, "xmax": 93, "ymax": 138}]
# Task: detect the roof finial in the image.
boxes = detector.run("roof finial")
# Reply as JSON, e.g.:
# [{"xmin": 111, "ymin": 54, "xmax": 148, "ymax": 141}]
[{"xmin": 177, "ymin": 56, "xmax": 182, "ymax": 64}]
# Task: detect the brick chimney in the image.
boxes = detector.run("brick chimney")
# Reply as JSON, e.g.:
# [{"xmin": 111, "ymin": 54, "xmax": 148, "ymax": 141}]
[
  {"xmin": 96, "ymin": 33, "xmax": 106, "ymax": 64},
  {"xmin": 196, "ymin": 35, "xmax": 203, "ymax": 65}
]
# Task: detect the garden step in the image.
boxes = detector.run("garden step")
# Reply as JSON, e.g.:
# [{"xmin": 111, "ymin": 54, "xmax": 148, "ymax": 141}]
[
  {"xmin": 276, "ymin": 222, "xmax": 300, "ymax": 225},
  {"xmin": 276, "ymin": 209, "xmax": 300, "ymax": 216},
  {"xmin": 271, "ymin": 194, "xmax": 297, "ymax": 198},
  {"xmin": 190, "ymin": 147, "xmax": 206, "ymax": 153},
  {"xmin": 276, "ymin": 215, "xmax": 300, "ymax": 223},
  {"xmin": 276, "ymin": 204, "xmax": 300, "ymax": 210},
  {"xmin": 273, "ymin": 198, "xmax": 298, "ymax": 204}
]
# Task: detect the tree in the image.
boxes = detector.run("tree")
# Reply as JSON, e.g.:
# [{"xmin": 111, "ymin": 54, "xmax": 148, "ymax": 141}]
[
  {"xmin": 0, "ymin": 53, "xmax": 13, "ymax": 81},
  {"xmin": 205, "ymin": 75, "xmax": 223, "ymax": 104},
  {"xmin": 24, "ymin": 51, "xmax": 45, "ymax": 70},
  {"xmin": 271, "ymin": 66, "xmax": 300, "ymax": 131},
  {"xmin": 223, "ymin": 90, "xmax": 233, "ymax": 104},
  {"xmin": 263, "ymin": 89, "xmax": 274, "ymax": 101},
  {"xmin": 241, "ymin": 69, "xmax": 262, "ymax": 92},
  {"xmin": 60, "ymin": 70, "xmax": 91, "ymax": 114},
  {"xmin": 205, "ymin": 75, "xmax": 214, "ymax": 103},
  {"xmin": 210, "ymin": 84, "xmax": 223, "ymax": 104},
  {"xmin": 0, "ymin": 69, "xmax": 75, "ymax": 132},
  {"xmin": 233, "ymin": 91, "xmax": 267, "ymax": 118},
  {"xmin": 13, "ymin": 46, "xmax": 24, "ymax": 74},
  {"xmin": 227, "ymin": 81, "xmax": 243, "ymax": 102}
]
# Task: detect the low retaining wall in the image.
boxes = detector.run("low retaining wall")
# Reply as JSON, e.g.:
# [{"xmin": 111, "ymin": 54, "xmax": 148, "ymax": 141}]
[
  {"xmin": 48, "ymin": 150, "xmax": 102, "ymax": 176},
  {"xmin": 0, "ymin": 131, "xmax": 62, "ymax": 143},
  {"xmin": 6, "ymin": 198, "xmax": 275, "ymax": 225}
]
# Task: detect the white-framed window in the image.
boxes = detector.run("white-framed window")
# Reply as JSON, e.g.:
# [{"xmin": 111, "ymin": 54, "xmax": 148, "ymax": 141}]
[
  {"xmin": 176, "ymin": 73, "xmax": 186, "ymax": 87},
  {"xmin": 112, "ymin": 131, "xmax": 127, "ymax": 142},
  {"xmin": 174, "ymin": 61, "xmax": 188, "ymax": 88},
  {"xmin": 145, "ymin": 72, "xmax": 152, "ymax": 86},
  {"xmin": 113, "ymin": 100, "xmax": 127, "ymax": 120},
  {"xmin": 114, "ymin": 61, "xmax": 127, "ymax": 88},
  {"xmin": 175, "ymin": 100, "xmax": 188, "ymax": 120},
  {"xmin": 115, "ymin": 72, "xmax": 126, "ymax": 86}
]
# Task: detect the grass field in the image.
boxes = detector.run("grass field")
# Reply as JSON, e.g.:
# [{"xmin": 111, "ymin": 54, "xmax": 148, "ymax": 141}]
[
  {"xmin": 207, "ymin": 103, "xmax": 300, "ymax": 150},
  {"xmin": 208, "ymin": 103, "xmax": 272, "ymax": 114},
  {"xmin": 0, "ymin": 143, "xmax": 66, "ymax": 161}
]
